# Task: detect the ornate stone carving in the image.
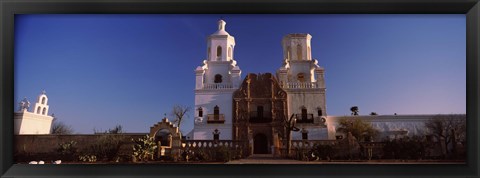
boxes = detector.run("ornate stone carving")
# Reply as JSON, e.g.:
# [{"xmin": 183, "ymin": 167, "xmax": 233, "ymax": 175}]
[{"xmin": 232, "ymin": 73, "xmax": 288, "ymax": 154}]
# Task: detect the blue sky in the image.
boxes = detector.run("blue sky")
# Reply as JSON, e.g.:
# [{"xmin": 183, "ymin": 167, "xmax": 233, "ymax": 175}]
[{"xmin": 14, "ymin": 14, "xmax": 466, "ymax": 134}]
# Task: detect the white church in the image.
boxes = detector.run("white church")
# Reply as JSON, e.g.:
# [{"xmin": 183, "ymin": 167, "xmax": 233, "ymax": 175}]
[
  {"xmin": 13, "ymin": 20, "xmax": 464, "ymax": 153},
  {"xmin": 187, "ymin": 20, "xmax": 465, "ymax": 148},
  {"xmin": 14, "ymin": 90, "xmax": 54, "ymax": 135}
]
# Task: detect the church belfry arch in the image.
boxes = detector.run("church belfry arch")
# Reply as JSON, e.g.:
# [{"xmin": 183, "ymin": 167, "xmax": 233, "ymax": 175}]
[
  {"xmin": 297, "ymin": 44, "xmax": 302, "ymax": 60},
  {"xmin": 216, "ymin": 46, "xmax": 222, "ymax": 59}
]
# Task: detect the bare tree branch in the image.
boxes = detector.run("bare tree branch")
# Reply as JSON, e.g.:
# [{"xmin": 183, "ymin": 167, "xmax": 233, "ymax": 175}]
[
  {"xmin": 51, "ymin": 118, "xmax": 74, "ymax": 135},
  {"xmin": 424, "ymin": 114, "xmax": 466, "ymax": 155},
  {"xmin": 170, "ymin": 104, "xmax": 191, "ymax": 129}
]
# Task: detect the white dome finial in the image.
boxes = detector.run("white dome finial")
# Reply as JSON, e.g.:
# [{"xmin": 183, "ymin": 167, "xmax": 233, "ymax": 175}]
[{"xmin": 218, "ymin": 20, "xmax": 226, "ymax": 31}]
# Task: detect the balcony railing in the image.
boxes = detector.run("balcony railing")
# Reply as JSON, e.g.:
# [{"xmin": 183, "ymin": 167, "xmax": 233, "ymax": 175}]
[
  {"xmin": 295, "ymin": 114, "xmax": 314, "ymax": 123},
  {"xmin": 281, "ymin": 82, "xmax": 319, "ymax": 89},
  {"xmin": 249, "ymin": 111, "xmax": 272, "ymax": 123},
  {"xmin": 207, "ymin": 114, "xmax": 225, "ymax": 124},
  {"xmin": 182, "ymin": 140, "xmax": 247, "ymax": 149},
  {"xmin": 203, "ymin": 83, "xmax": 233, "ymax": 89}
]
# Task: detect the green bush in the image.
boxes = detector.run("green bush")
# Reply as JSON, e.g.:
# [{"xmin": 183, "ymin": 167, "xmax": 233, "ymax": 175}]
[{"xmin": 132, "ymin": 135, "xmax": 158, "ymax": 162}]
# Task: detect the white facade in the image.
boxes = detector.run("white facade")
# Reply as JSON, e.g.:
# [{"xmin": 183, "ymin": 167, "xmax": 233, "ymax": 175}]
[
  {"xmin": 14, "ymin": 91, "xmax": 54, "ymax": 135},
  {"xmin": 325, "ymin": 114, "xmax": 466, "ymax": 141},
  {"xmin": 189, "ymin": 21, "xmax": 465, "ymax": 143},
  {"xmin": 192, "ymin": 20, "xmax": 241, "ymax": 140},
  {"xmin": 276, "ymin": 34, "xmax": 329, "ymax": 140}
]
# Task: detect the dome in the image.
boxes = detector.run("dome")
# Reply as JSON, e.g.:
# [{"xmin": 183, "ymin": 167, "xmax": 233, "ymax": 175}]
[{"xmin": 211, "ymin": 20, "xmax": 230, "ymax": 36}]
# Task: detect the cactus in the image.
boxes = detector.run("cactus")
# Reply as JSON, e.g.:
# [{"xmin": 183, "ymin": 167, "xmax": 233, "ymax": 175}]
[{"xmin": 132, "ymin": 135, "xmax": 158, "ymax": 162}]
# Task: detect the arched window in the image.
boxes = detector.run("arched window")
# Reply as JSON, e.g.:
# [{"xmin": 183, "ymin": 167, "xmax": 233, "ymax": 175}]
[
  {"xmin": 307, "ymin": 46, "xmax": 311, "ymax": 60},
  {"xmin": 297, "ymin": 44, "xmax": 302, "ymax": 60},
  {"xmin": 228, "ymin": 47, "xmax": 232, "ymax": 58},
  {"xmin": 41, "ymin": 97, "xmax": 46, "ymax": 104},
  {"xmin": 198, "ymin": 107, "xmax": 203, "ymax": 117},
  {"xmin": 214, "ymin": 74, "xmax": 222, "ymax": 83},
  {"xmin": 297, "ymin": 73, "xmax": 305, "ymax": 82},
  {"xmin": 257, "ymin": 106, "xmax": 264, "ymax": 119},
  {"xmin": 37, "ymin": 107, "xmax": 41, "ymax": 114},
  {"xmin": 317, "ymin": 108, "xmax": 323, "ymax": 116},
  {"xmin": 42, "ymin": 107, "xmax": 46, "ymax": 115},
  {"xmin": 214, "ymin": 105, "xmax": 219, "ymax": 115},
  {"xmin": 216, "ymin": 46, "xmax": 222, "ymax": 60},
  {"xmin": 286, "ymin": 46, "xmax": 291, "ymax": 60},
  {"xmin": 207, "ymin": 47, "xmax": 211, "ymax": 59},
  {"xmin": 301, "ymin": 107, "xmax": 308, "ymax": 120}
]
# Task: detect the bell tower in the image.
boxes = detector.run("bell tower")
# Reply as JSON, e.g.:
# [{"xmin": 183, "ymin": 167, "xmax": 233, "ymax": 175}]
[
  {"xmin": 282, "ymin": 33, "xmax": 312, "ymax": 61},
  {"xmin": 33, "ymin": 90, "xmax": 49, "ymax": 116},
  {"xmin": 192, "ymin": 20, "xmax": 242, "ymax": 140},
  {"xmin": 276, "ymin": 34, "xmax": 329, "ymax": 140},
  {"xmin": 195, "ymin": 20, "xmax": 241, "ymax": 89},
  {"xmin": 207, "ymin": 20, "xmax": 236, "ymax": 62},
  {"xmin": 14, "ymin": 90, "xmax": 54, "ymax": 135}
]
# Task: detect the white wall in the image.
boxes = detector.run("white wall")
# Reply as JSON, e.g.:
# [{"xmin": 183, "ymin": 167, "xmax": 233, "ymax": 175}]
[
  {"xmin": 193, "ymin": 90, "xmax": 235, "ymax": 140},
  {"xmin": 325, "ymin": 115, "xmax": 464, "ymax": 141},
  {"xmin": 291, "ymin": 127, "xmax": 328, "ymax": 140},
  {"xmin": 204, "ymin": 62, "xmax": 232, "ymax": 84},
  {"xmin": 192, "ymin": 125, "xmax": 232, "ymax": 140},
  {"xmin": 14, "ymin": 111, "xmax": 53, "ymax": 135},
  {"xmin": 286, "ymin": 91, "xmax": 326, "ymax": 118}
]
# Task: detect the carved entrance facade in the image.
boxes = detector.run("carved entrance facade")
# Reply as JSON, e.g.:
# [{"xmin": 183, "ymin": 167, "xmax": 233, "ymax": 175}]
[{"xmin": 233, "ymin": 73, "xmax": 288, "ymax": 156}]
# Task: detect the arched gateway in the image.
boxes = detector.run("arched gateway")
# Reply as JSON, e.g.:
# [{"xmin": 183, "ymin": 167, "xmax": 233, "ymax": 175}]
[{"xmin": 149, "ymin": 117, "xmax": 182, "ymax": 159}]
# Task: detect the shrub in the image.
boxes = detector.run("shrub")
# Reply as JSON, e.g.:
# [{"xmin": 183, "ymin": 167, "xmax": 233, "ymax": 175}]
[
  {"xmin": 57, "ymin": 141, "xmax": 77, "ymax": 161},
  {"xmin": 189, "ymin": 146, "xmax": 240, "ymax": 162},
  {"xmin": 192, "ymin": 148, "xmax": 209, "ymax": 161},
  {"xmin": 78, "ymin": 155, "xmax": 97, "ymax": 162},
  {"xmin": 87, "ymin": 134, "xmax": 126, "ymax": 161},
  {"xmin": 383, "ymin": 136, "xmax": 425, "ymax": 160},
  {"xmin": 309, "ymin": 144, "xmax": 334, "ymax": 161}
]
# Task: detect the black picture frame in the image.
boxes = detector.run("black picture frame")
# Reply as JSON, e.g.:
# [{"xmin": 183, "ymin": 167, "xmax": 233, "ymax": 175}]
[{"xmin": 1, "ymin": 0, "xmax": 479, "ymax": 177}]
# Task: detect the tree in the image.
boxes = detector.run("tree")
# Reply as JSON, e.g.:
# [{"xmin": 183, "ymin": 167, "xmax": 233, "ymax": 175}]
[
  {"xmin": 350, "ymin": 106, "xmax": 359, "ymax": 115},
  {"xmin": 171, "ymin": 104, "xmax": 191, "ymax": 129},
  {"xmin": 284, "ymin": 114, "xmax": 300, "ymax": 157},
  {"xmin": 50, "ymin": 115, "xmax": 74, "ymax": 134},
  {"xmin": 424, "ymin": 114, "xmax": 466, "ymax": 156},
  {"xmin": 108, "ymin": 125, "xmax": 123, "ymax": 134},
  {"xmin": 336, "ymin": 118, "xmax": 379, "ymax": 142},
  {"xmin": 370, "ymin": 112, "xmax": 378, "ymax": 116},
  {"xmin": 91, "ymin": 125, "xmax": 126, "ymax": 161},
  {"xmin": 94, "ymin": 124, "xmax": 124, "ymax": 134}
]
